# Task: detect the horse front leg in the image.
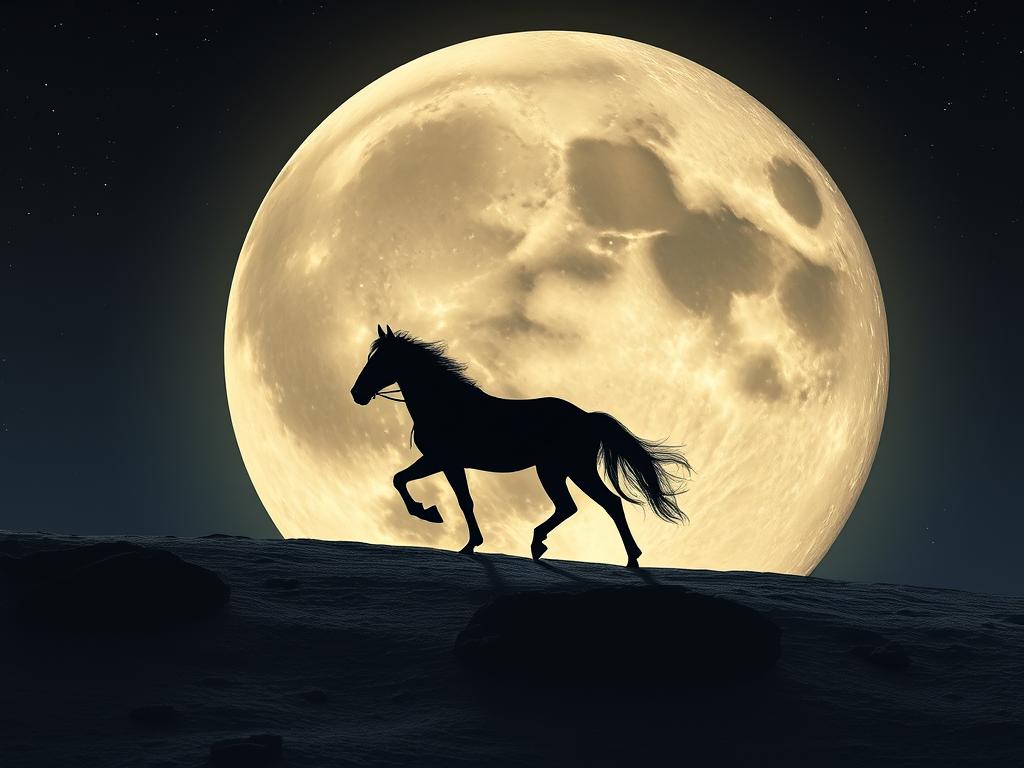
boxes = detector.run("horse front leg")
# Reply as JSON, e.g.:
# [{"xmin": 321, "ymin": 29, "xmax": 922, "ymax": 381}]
[
  {"xmin": 393, "ymin": 456, "xmax": 443, "ymax": 523},
  {"xmin": 443, "ymin": 466, "xmax": 483, "ymax": 554}
]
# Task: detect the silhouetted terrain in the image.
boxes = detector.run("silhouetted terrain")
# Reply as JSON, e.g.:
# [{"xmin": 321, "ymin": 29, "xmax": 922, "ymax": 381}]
[{"xmin": 1, "ymin": 533, "xmax": 1022, "ymax": 767}]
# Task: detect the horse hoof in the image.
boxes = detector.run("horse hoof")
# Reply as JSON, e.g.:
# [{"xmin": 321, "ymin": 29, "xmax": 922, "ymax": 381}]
[
  {"xmin": 459, "ymin": 536, "xmax": 483, "ymax": 554},
  {"xmin": 410, "ymin": 504, "xmax": 443, "ymax": 524},
  {"xmin": 531, "ymin": 540, "xmax": 548, "ymax": 561},
  {"xmin": 625, "ymin": 547, "xmax": 643, "ymax": 569}
]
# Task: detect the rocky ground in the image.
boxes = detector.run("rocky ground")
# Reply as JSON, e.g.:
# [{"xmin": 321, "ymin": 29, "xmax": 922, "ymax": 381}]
[{"xmin": 1, "ymin": 532, "xmax": 1022, "ymax": 767}]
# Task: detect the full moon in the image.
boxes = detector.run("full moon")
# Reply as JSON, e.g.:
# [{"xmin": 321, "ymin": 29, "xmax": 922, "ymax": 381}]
[{"xmin": 225, "ymin": 31, "xmax": 888, "ymax": 574}]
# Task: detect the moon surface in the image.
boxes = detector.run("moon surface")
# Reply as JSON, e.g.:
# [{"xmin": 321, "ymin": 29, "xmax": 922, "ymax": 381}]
[{"xmin": 224, "ymin": 31, "xmax": 888, "ymax": 574}]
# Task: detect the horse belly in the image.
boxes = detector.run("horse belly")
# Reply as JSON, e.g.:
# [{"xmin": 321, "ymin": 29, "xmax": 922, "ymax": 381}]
[
  {"xmin": 413, "ymin": 397, "xmax": 589, "ymax": 471},
  {"xmin": 466, "ymin": 400, "xmax": 586, "ymax": 471},
  {"xmin": 463, "ymin": 453, "xmax": 537, "ymax": 473}
]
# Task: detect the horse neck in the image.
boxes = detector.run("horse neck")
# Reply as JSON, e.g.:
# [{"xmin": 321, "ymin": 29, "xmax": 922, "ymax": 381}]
[{"xmin": 396, "ymin": 361, "xmax": 475, "ymax": 421}]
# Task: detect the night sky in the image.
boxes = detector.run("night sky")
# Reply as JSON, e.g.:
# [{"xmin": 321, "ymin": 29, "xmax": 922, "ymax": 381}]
[{"xmin": 3, "ymin": 2, "xmax": 1020, "ymax": 594}]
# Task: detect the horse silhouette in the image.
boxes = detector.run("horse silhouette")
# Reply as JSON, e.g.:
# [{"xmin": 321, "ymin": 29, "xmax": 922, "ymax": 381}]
[{"xmin": 350, "ymin": 325, "xmax": 693, "ymax": 567}]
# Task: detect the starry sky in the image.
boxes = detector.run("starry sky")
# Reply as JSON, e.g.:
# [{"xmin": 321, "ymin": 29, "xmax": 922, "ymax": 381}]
[{"xmin": 2, "ymin": 2, "xmax": 1020, "ymax": 594}]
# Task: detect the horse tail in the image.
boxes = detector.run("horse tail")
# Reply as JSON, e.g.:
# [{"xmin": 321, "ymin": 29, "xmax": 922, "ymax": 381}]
[{"xmin": 590, "ymin": 412, "xmax": 693, "ymax": 524}]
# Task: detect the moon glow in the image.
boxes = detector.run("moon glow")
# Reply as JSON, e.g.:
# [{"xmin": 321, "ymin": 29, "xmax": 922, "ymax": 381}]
[{"xmin": 225, "ymin": 32, "xmax": 888, "ymax": 574}]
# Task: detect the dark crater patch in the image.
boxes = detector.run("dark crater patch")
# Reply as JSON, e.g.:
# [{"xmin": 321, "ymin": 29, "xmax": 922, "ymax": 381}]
[
  {"xmin": 768, "ymin": 157, "xmax": 823, "ymax": 228},
  {"xmin": 455, "ymin": 586, "xmax": 781, "ymax": 687},
  {"xmin": 739, "ymin": 352, "xmax": 786, "ymax": 401},
  {"xmin": 567, "ymin": 138, "xmax": 682, "ymax": 231},
  {"xmin": 651, "ymin": 208, "xmax": 775, "ymax": 323},
  {"xmin": 779, "ymin": 254, "xmax": 843, "ymax": 349},
  {"xmin": 563, "ymin": 144, "xmax": 847, "ymax": 372},
  {"xmin": 565, "ymin": 137, "xmax": 778, "ymax": 324}
]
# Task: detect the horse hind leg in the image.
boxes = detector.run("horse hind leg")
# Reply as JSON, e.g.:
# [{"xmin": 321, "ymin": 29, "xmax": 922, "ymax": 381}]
[
  {"xmin": 570, "ymin": 464, "xmax": 643, "ymax": 568},
  {"xmin": 532, "ymin": 465, "xmax": 578, "ymax": 561},
  {"xmin": 444, "ymin": 467, "xmax": 483, "ymax": 554}
]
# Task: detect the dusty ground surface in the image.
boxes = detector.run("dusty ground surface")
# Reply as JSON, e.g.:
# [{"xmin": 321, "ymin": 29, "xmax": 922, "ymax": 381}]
[{"xmin": 1, "ymin": 533, "xmax": 1021, "ymax": 767}]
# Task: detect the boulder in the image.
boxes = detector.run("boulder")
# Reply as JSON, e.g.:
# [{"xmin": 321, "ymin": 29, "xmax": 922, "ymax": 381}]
[
  {"xmin": 0, "ymin": 541, "xmax": 142, "ymax": 584},
  {"xmin": 455, "ymin": 586, "xmax": 780, "ymax": 687},
  {"xmin": 15, "ymin": 545, "xmax": 229, "ymax": 628}
]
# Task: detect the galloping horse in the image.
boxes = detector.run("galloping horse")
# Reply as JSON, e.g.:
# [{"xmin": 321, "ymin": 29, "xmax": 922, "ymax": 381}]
[{"xmin": 350, "ymin": 325, "xmax": 693, "ymax": 567}]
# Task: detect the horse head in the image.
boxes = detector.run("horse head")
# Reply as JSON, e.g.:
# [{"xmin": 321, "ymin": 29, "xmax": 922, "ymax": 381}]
[{"xmin": 351, "ymin": 324, "xmax": 400, "ymax": 405}]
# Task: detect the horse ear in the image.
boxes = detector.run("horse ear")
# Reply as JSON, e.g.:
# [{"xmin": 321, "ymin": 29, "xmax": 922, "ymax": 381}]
[
  {"xmin": 386, "ymin": 325, "xmax": 395, "ymax": 338},
  {"xmin": 377, "ymin": 324, "xmax": 385, "ymax": 339}
]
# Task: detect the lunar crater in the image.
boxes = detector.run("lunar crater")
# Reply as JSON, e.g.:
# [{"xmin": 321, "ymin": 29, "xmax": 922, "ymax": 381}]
[
  {"xmin": 739, "ymin": 352, "xmax": 787, "ymax": 402},
  {"xmin": 769, "ymin": 157, "xmax": 823, "ymax": 228},
  {"xmin": 779, "ymin": 254, "xmax": 844, "ymax": 350}
]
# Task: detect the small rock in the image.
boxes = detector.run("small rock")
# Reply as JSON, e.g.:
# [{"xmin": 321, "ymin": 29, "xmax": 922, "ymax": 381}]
[
  {"xmin": 264, "ymin": 577, "xmax": 301, "ymax": 590},
  {"xmin": 299, "ymin": 688, "xmax": 329, "ymax": 704},
  {"xmin": 852, "ymin": 641, "xmax": 911, "ymax": 670},
  {"xmin": 129, "ymin": 704, "xmax": 181, "ymax": 727},
  {"xmin": 211, "ymin": 742, "xmax": 267, "ymax": 766},
  {"xmin": 895, "ymin": 608, "xmax": 922, "ymax": 617},
  {"xmin": 209, "ymin": 734, "xmax": 283, "ymax": 767}
]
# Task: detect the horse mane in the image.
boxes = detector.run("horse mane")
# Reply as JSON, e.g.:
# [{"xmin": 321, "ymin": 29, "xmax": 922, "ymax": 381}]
[{"xmin": 372, "ymin": 331, "xmax": 477, "ymax": 387}]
